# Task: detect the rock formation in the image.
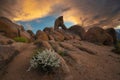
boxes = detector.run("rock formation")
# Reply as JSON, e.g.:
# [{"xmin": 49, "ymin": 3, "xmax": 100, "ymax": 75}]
[
  {"xmin": 54, "ymin": 16, "xmax": 67, "ymax": 30},
  {"xmin": 0, "ymin": 17, "xmax": 19, "ymax": 38},
  {"xmin": 27, "ymin": 30, "xmax": 35, "ymax": 40},
  {"xmin": 85, "ymin": 27, "xmax": 113, "ymax": 45},
  {"xmin": 0, "ymin": 17, "xmax": 32, "ymax": 42},
  {"xmin": 36, "ymin": 30, "xmax": 49, "ymax": 41},
  {"xmin": 105, "ymin": 28, "xmax": 117, "ymax": 45},
  {"xmin": 68, "ymin": 25, "xmax": 85, "ymax": 40},
  {"xmin": 0, "ymin": 35, "xmax": 14, "ymax": 45}
]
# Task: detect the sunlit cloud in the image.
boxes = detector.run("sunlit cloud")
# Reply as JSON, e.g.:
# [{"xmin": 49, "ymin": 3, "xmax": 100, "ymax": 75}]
[
  {"xmin": 25, "ymin": 23, "xmax": 33, "ymax": 30},
  {"xmin": 0, "ymin": 0, "xmax": 120, "ymax": 28},
  {"xmin": 13, "ymin": 0, "xmax": 60, "ymax": 21},
  {"xmin": 115, "ymin": 25, "xmax": 120, "ymax": 29}
]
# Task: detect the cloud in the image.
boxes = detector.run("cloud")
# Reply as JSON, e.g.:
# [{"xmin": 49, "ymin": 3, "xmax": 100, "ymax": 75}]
[
  {"xmin": 0, "ymin": 0, "xmax": 120, "ymax": 28},
  {"xmin": 25, "ymin": 23, "xmax": 33, "ymax": 30}
]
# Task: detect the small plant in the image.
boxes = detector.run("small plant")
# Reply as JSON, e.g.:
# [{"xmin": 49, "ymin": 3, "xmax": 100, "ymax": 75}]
[
  {"xmin": 58, "ymin": 50, "xmax": 68, "ymax": 56},
  {"xmin": 28, "ymin": 49, "xmax": 61, "ymax": 73},
  {"xmin": 13, "ymin": 37, "xmax": 28, "ymax": 43}
]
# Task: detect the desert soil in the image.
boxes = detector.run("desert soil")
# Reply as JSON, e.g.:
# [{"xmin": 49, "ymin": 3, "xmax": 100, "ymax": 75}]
[{"xmin": 1, "ymin": 41, "xmax": 120, "ymax": 80}]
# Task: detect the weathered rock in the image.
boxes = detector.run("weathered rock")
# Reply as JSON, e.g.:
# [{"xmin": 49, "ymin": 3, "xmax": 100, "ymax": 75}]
[
  {"xmin": 43, "ymin": 27, "xmax": 54, "ymax": 33},
  {"xmin": 18, "ymin": 25, "xmax": 25, "ymax": 31},
  {"xmin": 34, "ymin": 40, "xmax": 52, "ymax": 49},
  {"xmin": 0, "ymin": 35, "xmax": 14, "ymax": 45},
  {"xmin": 27, "ymin": 30, "xmax": 34, "ymax": 37},
  {"xmin": 0, "ymin": 17, "xmax": 19, "ymax": 38},
  {"xmin": 20, "ymin": 31, "xmax": 32, "ymax": 42},
  {"xmin": 53, "ymin": 31, "xmax": 65, "ymax": 41},
  {"xmin": 60, "ymin": 42, "xmax": 79, "ymax": 51},
  {"xmin": 0, "ymin": 45, "xmax": 19, "ymax": 70},
  {"xmin": 105, "ymin": 28, "xmax": 117, "ymax": 45},
  {"xmin": 68, "ymin": 25, "xmax": 85, "ymax": 40},
  {"xmin": 57, "ymin": 30, "xmax": 74, "ymax": 40},
  {"xmin": 48, "ymin": 34, "xmax": 55, "ymax": 41},
  {"xmin": 49, "ymin": 41, "xmax": 64, "ymax": 52},
  {"xmin": 27, "ymin": 30, "xmax": 35, "ymax": 40},
  {"xmin": 54, "ymin": 16, "xmax": 67, "ymax": 30},
  {"xmin": 0, "ymin": 17, "xmax": 32, "ymax": 42},
  {"xmin": 36, "ymin": 30, "xmax": 49, "ymax": 41},
  {"xmin": 85, "ymin": 27, "xmax": 113, "ymax": 45},
  {"xmin": 44, "ymin": 28, "xmax": 65, "ymax": 41},
  {"xmin": 55, "ymin": 53, "xmax": 73, "ymax": 80}
]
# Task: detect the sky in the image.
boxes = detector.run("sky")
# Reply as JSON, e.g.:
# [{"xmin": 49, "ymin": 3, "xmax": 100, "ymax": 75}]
[{"xmin": 0, "ymin": 0, "xmax": 120, "ymax": 33}]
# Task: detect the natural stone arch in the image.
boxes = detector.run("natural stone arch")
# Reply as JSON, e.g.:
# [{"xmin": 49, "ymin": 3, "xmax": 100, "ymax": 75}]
[{"xmin": 54, "ymin": 16, "xmax": 67, "ymax": 30}]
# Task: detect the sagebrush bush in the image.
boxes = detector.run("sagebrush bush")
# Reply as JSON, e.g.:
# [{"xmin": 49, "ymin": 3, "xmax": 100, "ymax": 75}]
[
  {"xmin": 28, "ymin": 49, "xmax": 61, "ymax": 73},
  {"xmin": 13, "ymin": 37, "xmax": 28, "ymax": 43}
]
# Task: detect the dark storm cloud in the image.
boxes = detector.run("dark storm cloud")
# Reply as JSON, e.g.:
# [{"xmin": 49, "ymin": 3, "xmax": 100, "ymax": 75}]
[
  {"xmin": 0, "ymin": 0, "xmax": 18, "ymax": 19},
  {"xmin": 0, "ymin": 0, "xmax": 120, "ymax": 28}
]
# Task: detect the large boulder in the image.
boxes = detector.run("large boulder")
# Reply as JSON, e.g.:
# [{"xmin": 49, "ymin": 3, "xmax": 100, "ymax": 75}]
[
  {"xmin": 43, "ymin": 27, "xmax": 65, "ymax": 41},
  {"xmin": 0, "ymin": 35, "xmax": 14, "ymax": 45},
  {"xmin": 85, "ymin": 27, "xmax": 113, "ymax": 45},
  {"xmin": 20, "ymin": 31, "xmax": 32, "ymax": 42},
  {"xmin": 36, "ymin": 30, "xmax": 49, "ymax": 41},
  {"xmin": 34, "ymin": 41, "xmax": 52, "ymax": 49},
  {"xmin": 53, "ymin": 31, "xmax": 65, "ymax": 41},
  {"xmin": 27, "ymin": 30, "xmax": 35, "ymax": 40},
  {"xmin": 105, "ymin": 28, "xmax": 117, "ymax": 45},
  {"xmin": 68, "ymin": 25, "xmax": 85, "ymax": 40},
  {"xmin": 0, "ymin": 17, "xmax": 19, "ymax": 38},
  {"xmin": 0, "ymin": 17, "xmax": 32, "ymax": 42}
]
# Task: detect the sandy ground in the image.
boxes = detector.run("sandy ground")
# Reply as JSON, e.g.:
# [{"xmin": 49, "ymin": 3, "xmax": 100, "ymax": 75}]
[{"xmin": 1, "ymin": 41, "xmax": 120, "ymax": 80}]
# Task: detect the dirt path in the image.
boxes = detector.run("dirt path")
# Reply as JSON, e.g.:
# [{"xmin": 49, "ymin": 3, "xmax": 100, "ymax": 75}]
[
  {"xmin": 1, "ymin": 43, "xmax": 37, "ymax": 80},
  {"xmin": 1, "ymin": 41, "xmax": 120, "ymax": 80},
  {"xmin": 1, "ymin": 43, "xmax": 63, "ymax": 80}
]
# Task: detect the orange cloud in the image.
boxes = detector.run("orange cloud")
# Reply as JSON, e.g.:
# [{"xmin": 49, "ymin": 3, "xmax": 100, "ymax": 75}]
[
  {"xmin": 0, "ymin": 0, "xmax": 119, "ymax": 28},
  {"xmin": 13, "ymin": 0, "xmax": 58, "ymax": 21}
]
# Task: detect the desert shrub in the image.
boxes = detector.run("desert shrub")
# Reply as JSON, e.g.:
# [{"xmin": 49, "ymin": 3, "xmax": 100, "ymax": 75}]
[
  {"xmin": 28, "ymin": 49, "xmax": 61, "ymax": 73},
  {"xmin": 58, "ymin": 50, "xmax": 68, "ymax": 56},
  {"xmin": 13, "ymin": 37, "xmax": 28, "ymax": 43}
]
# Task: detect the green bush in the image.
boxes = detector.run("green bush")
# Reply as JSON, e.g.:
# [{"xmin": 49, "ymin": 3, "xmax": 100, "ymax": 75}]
[
  {"xmin": 58, "ymin": 50, "xmax": 68, "ymax": 56},
  {"xmin": 28, "ymin": 49, "xmax": 61, "ymax": 73},
  {"xmin": 13, "ymin": 37, "xmax": 28, "ymax": 43}
]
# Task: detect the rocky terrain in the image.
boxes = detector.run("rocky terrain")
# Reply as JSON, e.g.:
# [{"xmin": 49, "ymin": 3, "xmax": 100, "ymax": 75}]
[{"xmin": 0, "ymin": 16, "xmax": 120, "ymax": 80}]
